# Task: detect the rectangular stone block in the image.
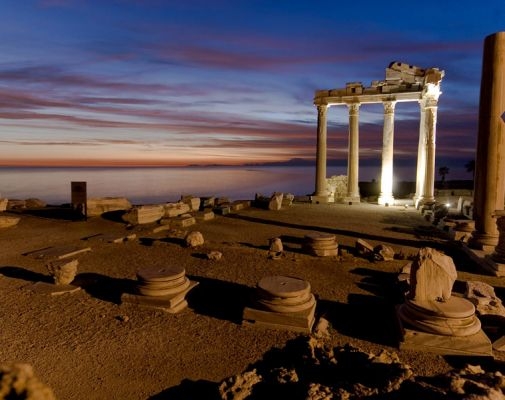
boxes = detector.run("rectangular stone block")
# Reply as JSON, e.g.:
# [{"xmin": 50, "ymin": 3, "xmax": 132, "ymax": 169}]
[
  {"xmin": 122, "ymin": 205, "xmax": 164, "ymax": 225},
  {"xmin": 242, "ymin": 302, "xmax": 316, "ymax": 334},
  {"xmin": 164, "ymin": 202, "xmax": 191, "ymax": 217},
  {"xmin": 171, "ymin": 215, "xmax": 196, "ymax": 228},
  {"xmin": 195, "ymin": 211, "xmax": 214, "ymax": 221},
  {"xmin": 24, "ymin": 246, "xmax": 91, "ymax": 260}
]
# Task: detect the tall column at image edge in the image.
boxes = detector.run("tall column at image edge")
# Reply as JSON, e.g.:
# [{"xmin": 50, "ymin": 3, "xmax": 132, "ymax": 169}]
[
  {"xmin": 346, "ymin": 103, "xmax": 360, "ymax": 202},
  {"xmin": 469, "ymin": 32, "xmax": 505, "ymax": 251},
  {"xmin": 378, "ymin": 100, "xmax": 396, "ymax": 206},
  {"xmin": 414, "ymin": 101, "xmax": 427, "ymax": 207},
  {"xmin": 313, "ymin": 104, "xmax": 329, "ymax": 203},
  {"xmin": 422, "ymin": 96, "xmax": 438, "ymax": 204}
]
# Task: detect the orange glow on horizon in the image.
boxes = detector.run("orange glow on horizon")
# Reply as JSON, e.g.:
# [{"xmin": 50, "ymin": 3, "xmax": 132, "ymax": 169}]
[{"xmin": 0, "ymin": 156, "xmax": 308, "ymax": 168}]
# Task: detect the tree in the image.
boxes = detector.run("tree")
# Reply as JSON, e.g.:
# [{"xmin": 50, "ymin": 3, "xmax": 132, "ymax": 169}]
[
  {"xmin": 439, "ymin": 166, "xmax": 450, "ymax": 187},
  {"xmin": 465, "ymin": 160, "xmax": 475, "ymax": 177}
]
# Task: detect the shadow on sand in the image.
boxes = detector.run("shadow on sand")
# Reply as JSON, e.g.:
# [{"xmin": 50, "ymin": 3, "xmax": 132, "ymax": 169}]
[
  {"xmin": 224, "ymin": 213, "xmax": 447, "ymax": 251},
  {"xmin": 0, "ymin": 266, "xmax": 53, "ymax": 283},
  {"xmin": 186, "ymin": 275, "xmax": 253, "ymax": 324},
  {"xmin": 72, "ymin": 272, "xmax": 136, "ymax": 304}
]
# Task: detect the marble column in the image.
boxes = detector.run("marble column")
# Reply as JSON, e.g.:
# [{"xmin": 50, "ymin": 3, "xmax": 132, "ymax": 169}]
[
  {"xmin": 378, "ymin": 100, "xmax": 396, "ymax": 206},
  {"xmin": 346, "ymin": 103, "xmax": 360, "ymax": 202},
  {"xmin": 422, "ymin": 97, "xmax": 438, "ymax": 204},
  {"xmin": 470, "ymin": 32, "xmax": 505, "ymax": 251},
  {"xmin": 313, "ymin": 104, "xmax": 329, "ymax": 202},
  {"xmin": 414, "ymin": 101, "xmax": 427, "ymax": 207}
]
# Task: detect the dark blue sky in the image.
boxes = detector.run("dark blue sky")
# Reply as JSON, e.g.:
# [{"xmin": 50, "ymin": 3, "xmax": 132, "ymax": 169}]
[{"xmin": 0, "ymin": 0, "xmax": 503, "ymax": 178}]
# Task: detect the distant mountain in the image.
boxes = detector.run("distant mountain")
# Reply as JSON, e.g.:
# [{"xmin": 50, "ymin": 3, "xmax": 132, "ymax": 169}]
[{"xmin": 243, "ymin": 158, "xmax": 315, "ymax": 167}]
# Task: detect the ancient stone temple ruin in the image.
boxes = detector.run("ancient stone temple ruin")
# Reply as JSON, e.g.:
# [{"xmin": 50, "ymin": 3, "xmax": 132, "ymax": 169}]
[{"xmin": 313, "ymin": 62, "xmax": 444, "ymax": 206}]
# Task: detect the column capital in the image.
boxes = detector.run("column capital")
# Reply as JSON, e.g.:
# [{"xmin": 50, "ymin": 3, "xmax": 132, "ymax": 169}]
[
  {"xmin": 317, "ymin": 104, "xmax": 328, "ymax": 116},
  {"xmin": 383, "ymin": 100, "xmax": 396, "ymax": 114},
  {"xmin": 347, "ymin": 102, "xmax": 360, "ymax": 115}
]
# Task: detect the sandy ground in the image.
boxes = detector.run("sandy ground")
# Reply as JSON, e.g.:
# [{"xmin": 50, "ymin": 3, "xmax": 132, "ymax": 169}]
[{"xmin": 0, "ymin": 202, "xmax": 504, "ymax": 399}]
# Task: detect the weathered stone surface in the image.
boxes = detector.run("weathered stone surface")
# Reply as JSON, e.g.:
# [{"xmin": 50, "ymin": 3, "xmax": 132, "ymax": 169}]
[
  {"xmin": 465, "ymin": 280, "xmax": 505, "ymax": 319},
  {"xmin": 374, "ymin": 244, "xmax": 395, "ymax": 261},
  {"xmin": 46, "ymin": 258, "xmax": 78, "ymax": 285},
  {"xmin": 194, "ymin": 210, "xmax": 214, "ymax": 221},
  {"xmin": 181, "ymin": 196, "xmax": 200, "ymax": 211},
  {"xmin": 25, "ymin": 198, "xmax": 46, "ymax": 208},
  {"xmin": 269, "ymin": 237, "xmax": 283, "ymax": 253},
  {"xmin": 201, "ymin": 196, "xmax": 215, "ymax": 209},
  {"xmin": 164, "ymin": 202, "xmax": 191, "ymax": 217},
  {"xmin": 172, "ymin": 214, "xmax": 196, "ymax": 228},
  {"xmin": 0, "ymin": 198, "xmax": 7, "ymax": 211},
  {"xmin": 0, "ymin": 216, "xmax": 20, "ymax": 228},
  {"xmin": 122, "ymin": 205, "xmax": 164, "ymax": 225},
  {"xmin": 218, "ymin": 338, "xmax": 413, "ymax": 400},
  {"xmin": 207, "ymin": 251, "xmax": 222, "ymax": 261},
  {"xmin": 409, "ymin": 247, "xmax": 457, "ymax": 302},
  {"xmin": 268, "ymin": 193, "xmax": 283, "ymax": 211},
  {"xmin": 0, "ymin": 363, "xmax": 56, "ymax": 400},
  {"xmin": 87, "ymin": 197, "xmax": 132, "ymax": 216},
  {"xmin": 356, "ymin": 238, "xmax": 374, "ymax": 255},
  {"xmin": 7, "ymin": 199, "xmax": 26, "ymax": 210},
  {"xmin": 185, "ymin": 231, "xmax": 204, "ymax": 247},
  {"xmin": 282, "ymin": 193, "xmax": 294, "ymax": 207},
  {"xmin": 219, "ymin": 369, "xmax": 262, "ymax": 400}
]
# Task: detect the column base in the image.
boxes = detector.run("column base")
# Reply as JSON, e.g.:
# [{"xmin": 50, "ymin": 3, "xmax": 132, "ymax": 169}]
[
  {"xmin": 468, "ymin": 233, "xmax": 499, "ymax": 252},
  {"xmin": 344, "ymin": 196, "xmax": 360, "ymax": 204},
  {"xmin": 378, "ymin": 194, "xmax": 394, "ymax": 206},
  {"xmin": 311, "ymin": 195, "xmax": 330, "ymax": 204}
]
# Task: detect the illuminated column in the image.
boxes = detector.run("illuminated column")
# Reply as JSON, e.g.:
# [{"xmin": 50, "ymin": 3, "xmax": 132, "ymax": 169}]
[
  {"xmin": 414, "ymin": 101, "xmax": 427, "ymax": 207},
  {"xmin": 313, "ymin": 104, "xmax": 329, "ymax": 202},
  {"xmin": 378, "ymin": 100, "xmax": 396, "ymax": 206},
  {"xmin": 346, "ymin": 103, "xmax": 360, "ymax": 202},
  {"xmin": 422, "ymin": 96, "xmax": 438, "ymax": 204},
  {"xmin": 469, "ymin": 32, "xmax": 505, "ymax": 251}
]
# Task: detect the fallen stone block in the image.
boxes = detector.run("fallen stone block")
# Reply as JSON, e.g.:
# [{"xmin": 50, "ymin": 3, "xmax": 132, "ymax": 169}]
[
  {"xmin": 46, "ymin": 258, "xmax": 78, "ymax": 285},
  {"xmin": 87, "ymin": 197, "xmax": 132, "ymax": 217},
  {"xmin": 7, "ymin": 199, "xmax": 25, "ymax": 210},
  {"xmin": 356, "ymin": 238, "xmax": 374, "ymax": 256},
  {"xmin": 0, "ymin": 216, "xmax": 20, "ymax": 228},
  {"xmin": 122, "ymin": 205, "xmax": 164, "ymax": 225},
  {"xmin": 181, "ymin": 196, "xmax": 201, "ymax": 211},
  {"xmin": 268, "ymin": 192, "xmax": 283, "ymax": 210},
  {"xmin": 25, "ymin": 198, "xmax": 46, "ymax": 208},
  {"xmin": 465, "ymin": 281, "xmax": 505, "ymax": 320},
  {"xmin": 374, "ymin": 244, "xmax": 395, "ymax": 261},
  {"xmin": 185, "ymin": 231, "xmax": 204, "ymax": 247},
  {"xmin": 171, "ymin": 214, "xmax": 196, "ymax": 228},
  {"xmin": 164, "ymin": 202, "xmax": 190, "ymax": 217},
  {"xmin": 195, "ymin": 210, "xmax": 214, "ymax": 221}
]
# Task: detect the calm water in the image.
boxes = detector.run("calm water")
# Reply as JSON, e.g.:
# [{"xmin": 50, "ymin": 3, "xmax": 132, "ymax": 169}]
[
  {"xmin": 0, "ymin": 166, "xmax": 325, "ymax": 205},
  {"xmin": 0, "ymin": 165, "xmax": 415, "ymax": 205}
]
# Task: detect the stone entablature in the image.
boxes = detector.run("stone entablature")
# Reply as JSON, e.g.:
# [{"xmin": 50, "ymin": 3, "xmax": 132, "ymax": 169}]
[{"xmin": 314, "ymin": 62, "xmax": 444, "ymax": 106}]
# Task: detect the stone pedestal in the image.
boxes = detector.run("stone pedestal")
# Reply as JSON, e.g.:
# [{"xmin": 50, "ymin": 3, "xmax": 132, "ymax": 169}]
[
  {"xmin": 121, "ymin": 265, "xmax": 198, "ymax": 313},
  {"xmin": 396, "ymin": 247, "xmax": 491, "ymax": 355},
  {"xmin": 242, "ymin": 276, "xmax": 316, "ymax": 333},
  {"xmin": 303, "ymin": 233, "xmax": 338, "ymax": 257}
]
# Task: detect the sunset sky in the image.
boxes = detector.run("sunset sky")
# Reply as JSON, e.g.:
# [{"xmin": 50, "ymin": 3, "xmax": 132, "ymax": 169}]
[{"xmin": 0, "ymin": 1, "xmax": 503, "ymax": 178}]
